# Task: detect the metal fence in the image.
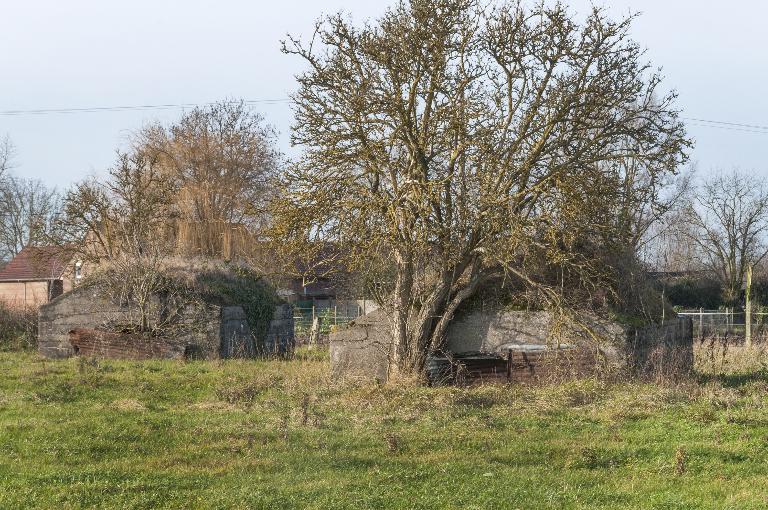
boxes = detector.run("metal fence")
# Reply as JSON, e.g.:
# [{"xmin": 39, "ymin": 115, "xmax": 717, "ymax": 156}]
[
  {"xmin": 677, "ymin": 309, "xmax": 768, "ymax": 338},
  {"xmin": 293, "ymin": 306, "xmax": 362, "ymax": 337}
]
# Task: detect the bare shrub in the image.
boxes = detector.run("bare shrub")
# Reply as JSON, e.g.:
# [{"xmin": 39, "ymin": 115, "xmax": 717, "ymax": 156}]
[
  {"xmin": 279, "ymin": 414, "xmax": 290, "ymax": 441},
  {"xmin": 215, "ymin": 374, "xmax": 284, "ymax": 408},
  {"xmin": 643, "ymin": 346, "xmax": 694, "ymax": 384},
  {"xmin": 0, "ymin": 303, "xmax": 37, "ymax": 351}
]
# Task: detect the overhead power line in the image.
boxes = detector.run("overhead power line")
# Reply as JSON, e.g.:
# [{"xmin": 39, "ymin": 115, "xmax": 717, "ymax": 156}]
[
  {"xmin": 0, "ymin": 99, "xmax": 291, "ymax": 116},
  {"xmin": 1, "ymin": 100, "xmax": 767, "ymax": 136},
  {"xmin": 685, "ymin": 122, "xmax": 768, "ymax": 135},
  {"xmin": 681, "ymin": 117, "xmax": 768, "ymax": 132}
]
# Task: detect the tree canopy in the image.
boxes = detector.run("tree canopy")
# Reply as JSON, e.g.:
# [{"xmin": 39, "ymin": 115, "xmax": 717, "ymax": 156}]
[{"xmin": 274, "ymin": 0, "xmax": 690, "ymax": 374}]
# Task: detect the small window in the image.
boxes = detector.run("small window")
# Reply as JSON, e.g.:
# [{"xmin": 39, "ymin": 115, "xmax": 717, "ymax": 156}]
[{"xmin": 74, "ymin": 261, "xmax": 83, "ymax": 280}]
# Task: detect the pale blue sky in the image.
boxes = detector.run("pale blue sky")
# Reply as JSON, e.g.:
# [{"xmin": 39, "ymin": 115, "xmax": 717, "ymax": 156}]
[{"xmin": 1, "ymin": 0, "xmax": 767, "ymax": 190}]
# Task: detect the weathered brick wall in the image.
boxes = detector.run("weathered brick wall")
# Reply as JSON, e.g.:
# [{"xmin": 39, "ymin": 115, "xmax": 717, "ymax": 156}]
[
  {"xmin": 68, "ymin": 328, "xmax": 187, "ymax": 360},
  {"xmin": 427, "ymin": 347, "xmax": 604, "ymax": 385},
  {"xmin": 504, "ymin": 348, "xmax": 603, "ymax": 384}
]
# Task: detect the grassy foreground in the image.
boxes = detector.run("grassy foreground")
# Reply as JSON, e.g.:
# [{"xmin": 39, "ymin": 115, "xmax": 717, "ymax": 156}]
[{"xmin": 1, "ymin": 346, "xmax": 768, "ymax": 509}]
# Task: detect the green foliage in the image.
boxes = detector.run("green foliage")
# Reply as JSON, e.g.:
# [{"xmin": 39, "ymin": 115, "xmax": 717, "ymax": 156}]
[
  {"xmin": 193, "ymin": 264, "xmax": 279, "ymax": 344},
  {"xmin": 748, "ymin": 278, "xmax": 768, "ymax": 308},
  {"xmin": 663, "ymin": 277, "xmax": 723, "ymax": 309},
  {"xmin": 1, "ymin": 350, "xmax": 768, "ymax": 508}
]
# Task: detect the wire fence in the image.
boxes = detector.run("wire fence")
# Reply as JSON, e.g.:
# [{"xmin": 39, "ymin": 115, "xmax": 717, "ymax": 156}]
[
  {"xmin": 293, "ymin": 306, "xmax": 362, "ymax": 337},
  {"xmin": 676, "ymin": 309, "xmax": 768, "ymax": 338}
]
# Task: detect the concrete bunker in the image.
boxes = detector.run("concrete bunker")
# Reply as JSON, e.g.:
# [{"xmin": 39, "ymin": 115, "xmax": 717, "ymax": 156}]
[
  {"xmin": 330, "ymin": 308, "xmax": 693, "ymax": 384},
  {"xmin": 38, "ymin": 270, "xmax": 295, "ymax": 360}
]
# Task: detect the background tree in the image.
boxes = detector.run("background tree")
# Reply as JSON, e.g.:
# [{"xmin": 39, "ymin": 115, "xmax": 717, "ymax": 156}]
[
  {"xmin": 681, "ymin": 171, "xmax": 768, "ymax": 306},
  {"xmin": 0, "ymin": 136, "xmax": 62, "ymax": 261},
  {"xmin": 58, "ymin": 150, "xmax": 176, "ymax": 261},
  {"xmin": 0, "ymin": 176, "xmax": 61, "ymax": 260},
  {"xmin": 613, "ymin": 160, "xmax": 693, "ymax": 260},
  {"xmin": 136, "ymin": 100, "xmax": 281, "ymax": 256},
  {"xmin": 0, "ymin": 135, "xmax": 14, "ymax": 176},
  {"xmin": 275, "ymin": 0, "xmax": 690, "ymax": 374},
  {"xmin": 56, "ymin": 150, "xmax": 177, "ymax": 331}
]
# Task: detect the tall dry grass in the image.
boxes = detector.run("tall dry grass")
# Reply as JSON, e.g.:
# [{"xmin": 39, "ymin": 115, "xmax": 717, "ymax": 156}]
[
  {"xmin": 0, "ymin": 303, "xmax": 37, "ymax": 351},
  {"xmin": 695, "ymin": 336, "xmax": 768, "ymax": 375}
]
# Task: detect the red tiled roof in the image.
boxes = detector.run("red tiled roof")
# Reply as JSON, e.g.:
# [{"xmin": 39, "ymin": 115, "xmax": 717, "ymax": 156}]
[{"xmin": 0, "ymin": 246, "xmax": 75, "ymax": 281}]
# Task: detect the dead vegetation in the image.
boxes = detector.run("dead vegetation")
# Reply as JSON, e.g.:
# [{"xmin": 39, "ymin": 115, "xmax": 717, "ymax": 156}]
[
  {"xmin": 3, "ymin": 342, "xmax": 768, "ymax": 506},
  {"xmin": 0, "ymin": 302, "xmax": 37, "ymax": 350}
]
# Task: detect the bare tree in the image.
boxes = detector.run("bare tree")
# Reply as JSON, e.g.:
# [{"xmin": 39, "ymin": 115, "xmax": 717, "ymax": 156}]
[
  {"xmin": 274, "ymin": 0, "xmax": 690, "ymax": 374},
  {"xmin": 57, "ymin": 151, "xmax": 176, "ymax": 260},
  {"xmin": 681, "ymin": 171, "xmax": 768, "ymax": 305},
  {"xmin": 0, "ymin": 135, "xmax": 15, "ymax": 177},
  {"xmin": 56, "ymin": 150, "xmax": 177, "ymax": 331},
  {"xmin": 135, "ymin": 100, "xmax": 281, "ymax": 253},
  {"xmin": 0, "ymin": 175, "xmax": 61, "ymax": 261},
  {"xmin": 0, "ymin": 136, "xmax": 64, "ymax": 260},
  {"xmin": 613, "ymin": 160, "xmax": 693, "ymax": 257}
]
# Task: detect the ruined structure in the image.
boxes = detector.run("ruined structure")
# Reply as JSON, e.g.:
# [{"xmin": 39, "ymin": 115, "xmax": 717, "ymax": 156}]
[
  {"xmin": 330, "ymin": 308, "xmax": 693, "ymax": 384},
  {"xmin": 38, "ymin": 285, "xmax": 294, "ymax": 360}
]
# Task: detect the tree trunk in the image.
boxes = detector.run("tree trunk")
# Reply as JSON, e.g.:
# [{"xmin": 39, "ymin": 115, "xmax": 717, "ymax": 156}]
[
  {"xmin": 392, "ymin": 257, "xmax": 487, "ymax": 376},
  {"xmin": 390, "ymin": 252, "xmax": 414, "ymax": 374},
  {"xmin": 430, "ymin": 275, "xmax": 487, "ymax": 352}
]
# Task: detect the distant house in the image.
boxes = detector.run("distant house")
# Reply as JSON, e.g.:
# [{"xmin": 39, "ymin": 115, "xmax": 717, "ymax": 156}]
[
  {"xmin": 278, "ymin": 246, "xmax": 380, "ymax": 319},
  {"xmin": 0, "ymin": 246, "xmax": 81, "ymax": 308}
]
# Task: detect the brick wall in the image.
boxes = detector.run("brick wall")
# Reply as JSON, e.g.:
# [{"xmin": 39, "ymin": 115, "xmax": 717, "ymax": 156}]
[
  {"xmin": 68, "ymin": 328, "xmax": 187, "ymax": 360},
  {"xmin": 0, "ymin": 281, "xmax": 51, "ymax": 308},
  {"xmin": 427, "ymin": 347, "xmax": 603, "ymax": 386}
]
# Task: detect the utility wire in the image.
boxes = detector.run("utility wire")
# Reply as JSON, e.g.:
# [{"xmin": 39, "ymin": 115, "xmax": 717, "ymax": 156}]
[
  {"xmin": 1, "ymin": 100, "xmax": 768, "ymax": 135},
  {"xmin": 0, "ymin": 99, "xmax": 291, "ymax": 116},
  {"xmin": 681, "ymin": 117, "xmax": 768, "ymax": 132},
  {"xmin": 686, "ymin": 122, "xmax": 768, "ymax": 135}
]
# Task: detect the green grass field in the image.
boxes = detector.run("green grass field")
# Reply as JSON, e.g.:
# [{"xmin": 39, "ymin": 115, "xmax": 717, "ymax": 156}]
[{"xmin": 1, "ymin": 346, "xmax": 767, "ymax": 509}]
